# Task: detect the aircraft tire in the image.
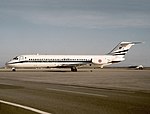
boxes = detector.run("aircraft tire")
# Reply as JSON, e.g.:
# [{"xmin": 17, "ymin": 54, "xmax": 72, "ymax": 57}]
[{"xmin": 71, "ymin": 67, "xmax": 77, "ymax": 72}]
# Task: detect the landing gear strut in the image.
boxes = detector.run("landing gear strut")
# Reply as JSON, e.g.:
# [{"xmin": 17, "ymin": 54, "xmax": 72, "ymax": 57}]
[{"xmin": 71, "ymin": 67, "xmax": 77, "ymax": 72}]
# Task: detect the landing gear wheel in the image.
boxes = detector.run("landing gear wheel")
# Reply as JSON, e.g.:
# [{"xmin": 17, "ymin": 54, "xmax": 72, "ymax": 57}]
[
  {"xmin": 12, "ymin": 68, "xmax": 16, "ymax": 72},
  {"xmin": 71, "ymin": 67, "xmax": 77, "ymax": 72}
]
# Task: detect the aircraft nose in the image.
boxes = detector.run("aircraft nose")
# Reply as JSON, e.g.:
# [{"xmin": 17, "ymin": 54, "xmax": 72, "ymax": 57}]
[{"xmin": 5, "ymin": 61, "xmax": 11, "ymax": 67}]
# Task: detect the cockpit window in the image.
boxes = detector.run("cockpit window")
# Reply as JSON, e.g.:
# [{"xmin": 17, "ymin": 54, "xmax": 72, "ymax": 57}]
[
  {"xmin": 13, "ymin": 56, "xmax": 19, "ymax": 60},
  {"xmin": 119, "ymin": 46, "xmax": 122, "ymax": 49}
]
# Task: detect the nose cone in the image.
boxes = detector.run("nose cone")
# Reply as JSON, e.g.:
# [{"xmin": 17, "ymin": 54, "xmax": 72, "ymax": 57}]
[
  {"xmin": 5, "ymin": 61, "xmax": 12, "ymax": 68},
  {"xmin": 5, "ymin": 61, "xmax": 10, "ymax": 67}
]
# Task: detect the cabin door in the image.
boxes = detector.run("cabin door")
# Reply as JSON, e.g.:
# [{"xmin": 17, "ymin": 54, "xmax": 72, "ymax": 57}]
[{"xmin": 19, "ymin": 56, "xmax": 24, "ymax": 61}]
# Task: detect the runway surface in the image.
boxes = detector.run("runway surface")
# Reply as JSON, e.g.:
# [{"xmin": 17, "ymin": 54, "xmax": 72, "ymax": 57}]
[{"xmin": 0, "ymin": 69, "xmax": 150, "ymax": 114}]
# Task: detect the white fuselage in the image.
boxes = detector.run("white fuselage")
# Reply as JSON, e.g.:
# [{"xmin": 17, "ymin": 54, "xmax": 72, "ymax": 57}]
[{"xmin": 6, "ymin": 54, "xmax": 122, "ymax": 69}]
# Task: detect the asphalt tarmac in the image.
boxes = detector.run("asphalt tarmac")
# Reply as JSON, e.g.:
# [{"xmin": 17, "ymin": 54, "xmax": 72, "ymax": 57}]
[{"xmin": 0, "ymin": 69, "xmax": 150, "ymax": 114}]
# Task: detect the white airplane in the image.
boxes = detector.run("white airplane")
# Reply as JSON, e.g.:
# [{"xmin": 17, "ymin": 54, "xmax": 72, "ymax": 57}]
[{"xmin": 6, "ymin": 42, "xmax": 141, "ymax": 71}]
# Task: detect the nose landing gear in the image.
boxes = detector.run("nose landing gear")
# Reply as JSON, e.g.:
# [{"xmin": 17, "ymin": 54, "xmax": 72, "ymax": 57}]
[{"xmin": 12, "ymin": 67, "xmax": 16, "ymax": 72}]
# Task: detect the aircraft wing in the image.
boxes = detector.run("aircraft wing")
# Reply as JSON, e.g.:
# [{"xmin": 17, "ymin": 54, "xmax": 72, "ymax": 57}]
[{"xmin": 55, "ymin": 62, "xmax": 91, "ymax": 68}]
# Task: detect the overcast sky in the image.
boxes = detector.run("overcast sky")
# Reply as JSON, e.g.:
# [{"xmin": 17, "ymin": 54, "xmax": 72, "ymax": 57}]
[{"xmin": 0, "ymin": 0, "xmax": 150, "ymax": 67}]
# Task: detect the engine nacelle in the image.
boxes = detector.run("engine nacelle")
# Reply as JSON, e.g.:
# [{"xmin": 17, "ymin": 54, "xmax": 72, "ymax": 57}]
[{"xmin": 92, "ymin": 57, "xmax": 108, "ymax": 65}]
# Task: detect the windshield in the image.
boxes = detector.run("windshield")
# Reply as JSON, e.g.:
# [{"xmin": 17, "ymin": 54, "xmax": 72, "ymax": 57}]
[{"xmin": 13, "ymin": 56, "xmax": 19, "ymax": 60}]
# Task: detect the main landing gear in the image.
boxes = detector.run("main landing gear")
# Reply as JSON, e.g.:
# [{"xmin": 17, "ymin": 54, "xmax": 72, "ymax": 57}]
[{"xmin": 71, "ymin": 67, "xmax": 77, "ymax": 72}]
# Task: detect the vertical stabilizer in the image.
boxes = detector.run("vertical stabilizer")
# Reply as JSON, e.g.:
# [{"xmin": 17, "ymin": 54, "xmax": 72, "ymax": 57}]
[{"xmin": 108, "ymin": 42, "xmax": 142, "ymax": 57}]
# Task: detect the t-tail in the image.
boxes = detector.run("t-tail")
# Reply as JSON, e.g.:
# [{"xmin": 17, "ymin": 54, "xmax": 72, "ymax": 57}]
[{"xmin": 108, "ymin": 41, "xmax": 142, "ymax": 63}]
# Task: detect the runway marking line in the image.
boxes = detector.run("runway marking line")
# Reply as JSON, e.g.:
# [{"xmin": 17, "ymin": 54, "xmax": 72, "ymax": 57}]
[
  {"xmin": 0, "ymin": 100, "xmax": 51, "ymax": 114},
  {"xmin": 47, "ymin": 88, "xmax": 108, "ymax": 97},
  {"xmin": 0, "ymin": 83, "xmax": 14, "ymax": 86}
]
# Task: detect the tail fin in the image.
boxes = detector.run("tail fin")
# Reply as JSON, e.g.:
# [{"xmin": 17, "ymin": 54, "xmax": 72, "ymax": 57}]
[{"xmin": 108, "ymin": 42, "xmax": 142, "ymax": 57}]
